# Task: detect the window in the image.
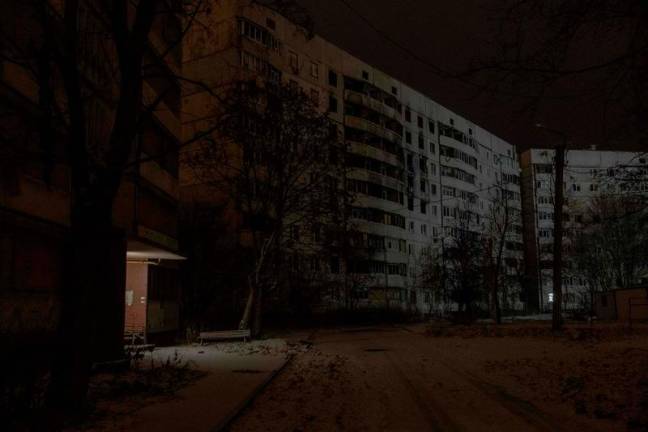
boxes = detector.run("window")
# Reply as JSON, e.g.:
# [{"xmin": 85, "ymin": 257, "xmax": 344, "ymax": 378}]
[
  {"xmin": 590, "ymin": 183, "xmax": 598, "ymax": 191},
  {"xmin": 419, "ymin": 157, "xmax": 427, "ymax": 173},
  {"xmin": 310, "ymin": 62, "xmax": 319, "ymax": 78},
  {"xmin": 417, "ymin": 116, "xmax": 423, "ymax": 128},
  {"xmin": 405, "ymin": 131, "xmax": 412, "ymax": 144},
  {"xmin": 328, "ymin": 95, "xmax": 338, "ymax": 113},
  {"xmin": 409, "ymin": 221, "xmax": 415, "ymax": 232},
  {"xmin": 289, "ymin": 51, "xmax": 299, "ymax": 72},
  {"xmin": 239, "ymin": 18, "xmax": 280, "ymax": 50},
  {"xmin": 420, "ymin": 200, "xmax": 428, "ymax": 214},
  {"xmin": 405, "ymin": 108, "xmax": 411, "ymax": 122},
  {"xmin": 391, "ymin": 86, "xmax": 398, "ymax": 95},
  {"xmin": 428, "ymin": 121, "xmax": 435, "ymax": 134},
  {"xmin": 418, "ymin": 134, "xmax": 425, "ymax": 149},
  {"xmin": 408, "ymin": 196, "xmax": 414, "ymax": 211},
  {"xmin": 266, "ymin": 18, "xmax": 276, "ymax": 30},
  {"xmin": 421, "ymin": 224, "xmax": 427, "ymax": 235},
  {"xmin": 328, "ymin": 69, "xmax": 338, "ymax": 87},
  {"xmin": 430, "ymin": 142, "xmax": 435, "ymax": 154},
  {"xmin": 572, "ymin": 183, "xmax": 581, "ymax": 192},
  {"xmin": 362, "ymin": 70, "xmax": 369, "ymax": 80},
  {"xmin": 420, "ymin": 179, "xmax": 426, "ymax": 192}
]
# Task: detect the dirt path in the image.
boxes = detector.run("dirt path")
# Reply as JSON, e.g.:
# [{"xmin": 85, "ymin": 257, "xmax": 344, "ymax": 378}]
[{"xmin": 228, "ymin": 326, "xmax": 621, "ymax": 431}]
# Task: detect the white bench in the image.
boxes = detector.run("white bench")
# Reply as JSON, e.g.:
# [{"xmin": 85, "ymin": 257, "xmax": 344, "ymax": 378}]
[{"xmin": 199, "ymin": 329, "xmax": 251, "ymax": 344}]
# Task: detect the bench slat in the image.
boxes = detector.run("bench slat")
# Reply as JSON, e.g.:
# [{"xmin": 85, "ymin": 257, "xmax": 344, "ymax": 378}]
[{"xmin": 199, "ymin": 329, "xmax": 251, "ymax": 342}]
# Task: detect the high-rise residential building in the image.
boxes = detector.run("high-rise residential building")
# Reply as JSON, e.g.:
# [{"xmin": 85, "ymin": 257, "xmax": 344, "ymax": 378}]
[
  {"xmin": 181, "ymin": 0, "xmax": 524, "ymax": 313},
  {"xmin": 520, "ymin": 149, "xmax": 648, "ymax": 312},
  {"xmin": 0, "ymin": 2, "xmax": 185, "ymax": 352}
]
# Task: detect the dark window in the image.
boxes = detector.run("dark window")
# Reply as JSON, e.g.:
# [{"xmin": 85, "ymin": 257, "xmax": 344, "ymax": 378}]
[
  {"xmin": 328, "ymin": 95, "xmax": 338, "ymax": 113},
  {"xmin": 449, "ymin": 118, "xmax": 454, "ymax": 126},
  {"xmin": 328, "ymin": 69, "xmax": 338, "ymax": 87},
  {"xmin": 417, "ymin": 116, "xmax": 423, "ymax": 128},
  {"xmin": 391, "ymin": 86, "xmax": 398, "ymax": 95},
  {"xmin": 428, "ymin": 121, "xmax": 435, "ymax": 134},
  {"xmin": 266, "ymin": 18, "xmax": 276, "ymax": 30},
  {"xmin": 421, "ymin": 200, "xmax": 427, "ymax": 214},
  {"xmin": 418, "ymin": 134, "xmax": 424, "ymax": 149},
  {"xmin": 405, "ymin": 131, "xmax": 412, "ymax": 144},
  {"xmin": 405, "ymin": 108, "xmax": 411, "ymax": 122},
  {"xmin": 362, "ymin": 70, "xmax": 369, "ymax": 80}
]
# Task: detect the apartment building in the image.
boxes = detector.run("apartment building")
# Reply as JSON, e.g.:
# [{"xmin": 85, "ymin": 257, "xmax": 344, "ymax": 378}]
[
  {"xmin": 181, "ymin": 0, "xmax": 525, "ymax": 315},
  {"xmin": 0, "ymin": 2, "xmax": 184, "ymax": 353},
  {"xmin": 520, "ymin": 149, "xmax": 648, "ymax": 312}
]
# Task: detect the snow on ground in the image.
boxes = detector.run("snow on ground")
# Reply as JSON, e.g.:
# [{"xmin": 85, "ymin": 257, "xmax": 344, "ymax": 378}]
[
  {"xmin": 70, "ymin": 339, "xmax": 294, "ymax": 432},
  {"xmin": 231, "ymin": 323, "xmax": 648, "ymax": 431}
]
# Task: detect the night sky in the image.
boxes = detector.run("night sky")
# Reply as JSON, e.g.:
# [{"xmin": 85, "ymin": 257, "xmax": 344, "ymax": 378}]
[{"xmin": 298, "ymin": 0, "xmax": 639, "ymax": 152}]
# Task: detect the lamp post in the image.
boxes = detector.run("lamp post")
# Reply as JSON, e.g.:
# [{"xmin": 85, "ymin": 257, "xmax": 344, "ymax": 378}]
[{"xmin": 535, "ymin": 123, "xmax": 568, "ymax": 331}]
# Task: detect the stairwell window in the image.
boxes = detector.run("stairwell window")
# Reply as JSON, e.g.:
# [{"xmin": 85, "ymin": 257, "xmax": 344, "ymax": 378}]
[{"xmin": 289, "ymin": 51, "xmax": 299, "ymax": 73}]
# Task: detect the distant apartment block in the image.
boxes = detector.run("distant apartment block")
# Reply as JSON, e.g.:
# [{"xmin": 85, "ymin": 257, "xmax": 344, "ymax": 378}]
[{"xmin": 520, "ymin": 149, "xmax": 648, "ymax": 312}]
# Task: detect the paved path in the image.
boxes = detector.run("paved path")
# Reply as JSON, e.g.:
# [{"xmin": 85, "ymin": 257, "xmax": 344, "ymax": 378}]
[
  {"xmin": 81, "ymin": 340, "xmax": 290, "ymax": 432},
  {"xmin": 230, "ymin": 326, "xmax": 610, "ymax": 432}
]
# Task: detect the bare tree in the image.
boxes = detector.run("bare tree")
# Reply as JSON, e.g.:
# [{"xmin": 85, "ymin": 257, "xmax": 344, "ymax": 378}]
[
  {"xmin": 0, "ymin": 0, "xmax": 214, "ymax": 419},
  {"xmin": 571, "ymin": 193, "xmax": 648, "ymax": 313},
  {"xmin": 469, "ymin": 0, "xmax": 648, "ymax": 148},
  {"xmin": 185, "ymin": 81, "xmax": 344, "ymax": 336},
  {"xmin": 442, "ymin": 208, "xmax": 486, "ymax": 321},
  {"xmin": 483, "ymin": 173, "xmax": 523, "ymax": 323}
]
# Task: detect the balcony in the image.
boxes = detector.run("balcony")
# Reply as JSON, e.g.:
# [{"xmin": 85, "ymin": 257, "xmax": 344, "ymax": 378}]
[
  {"xmin": 344, "ymin": 89, "xmax": 401, "ymax": 121},
  {"xmin": 345, "ymin": 115, "xmax": 402, "ymax": 146}
]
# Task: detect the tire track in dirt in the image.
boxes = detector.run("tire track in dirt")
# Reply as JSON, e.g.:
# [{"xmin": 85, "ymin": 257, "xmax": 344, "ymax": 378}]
[
  {"xmin": 383, "ymin": 350, "xmax": 462, "ymax": 432},
  {"xmin": 399, "ymin": 327, "xmax": 604, "ymax": 432}
]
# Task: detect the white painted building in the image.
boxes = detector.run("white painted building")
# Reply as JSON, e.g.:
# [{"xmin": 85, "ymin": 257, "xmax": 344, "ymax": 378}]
[{"xmin": 182, "ymin": 0, "xmax": 524, "ymax": 313}]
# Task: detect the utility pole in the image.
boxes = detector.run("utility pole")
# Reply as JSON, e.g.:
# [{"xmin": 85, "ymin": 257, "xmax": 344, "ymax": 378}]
[
  {"xmin": 536, "ymin": 123, "xmax": 567, "ymax": 331},
  {"xmin": 552, "ymin": 143, "xmax": 566, "ymax": 331}
]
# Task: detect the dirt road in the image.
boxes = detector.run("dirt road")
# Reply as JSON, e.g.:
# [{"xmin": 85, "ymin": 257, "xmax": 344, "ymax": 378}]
[{"xmin": 229, "ymin": 325, "xmax": 620, "ymax": 432}]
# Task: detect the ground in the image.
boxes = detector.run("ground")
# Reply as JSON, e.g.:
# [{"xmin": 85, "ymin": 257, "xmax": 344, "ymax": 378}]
[{"xmin": 230, "ymin": 323, "xmax": 648, "ymax": 432}]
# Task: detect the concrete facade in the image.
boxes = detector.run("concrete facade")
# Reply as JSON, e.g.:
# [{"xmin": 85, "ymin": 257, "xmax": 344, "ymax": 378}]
[
  {"xmin": 520, "ymin": 149, "xmax": 648, "ymax": 312},
  {"xmin": 181, "ymin": 0, "xmax": 524, "ymax": 314},
  {"xmin": 0, "ymin": 1, "xmax": 185, "ymax": 350}
]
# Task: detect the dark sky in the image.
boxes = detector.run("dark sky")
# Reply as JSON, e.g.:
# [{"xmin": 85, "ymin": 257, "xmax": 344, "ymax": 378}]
[{"xmin": 297, "ymin": 0, "xmax": 636, "ymax": 152}]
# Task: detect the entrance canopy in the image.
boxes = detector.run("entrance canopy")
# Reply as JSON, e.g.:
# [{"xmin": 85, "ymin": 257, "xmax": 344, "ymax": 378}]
[{"xmin": 126, "ymin": 239, "xmax": 186, "ymax": 261}]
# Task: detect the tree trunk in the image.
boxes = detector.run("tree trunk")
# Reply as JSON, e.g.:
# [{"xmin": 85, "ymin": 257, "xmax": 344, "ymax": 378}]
[
  {"xmin": 552, "ymin": 144, "xmax": 566, "ymax": 332},
  {"xmin": 47, "ymin": 197, "xmax": 117, "ymax": 422},
  {"xmin": 252, "ymin": 283, "xmax": 264, "ymax": 338},
  {"xmin": 239, "ymin": 277, "xmax": 256, "ymax": 330}
]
